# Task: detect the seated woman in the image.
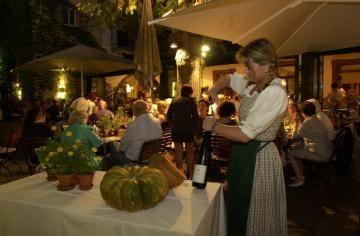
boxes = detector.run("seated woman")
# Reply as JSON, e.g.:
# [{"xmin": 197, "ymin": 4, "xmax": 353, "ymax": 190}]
[
  {"xmin": 288, "ymin": 101, "xmax": 333, "ymax": 187},
  {"xmin": 155, "ymin": 100, "xmax": 169, "ymax": 130},
  {"xmin": 22, "ymin": 104, "xmax": 53, "ymax": 139},
  {"xmin": 283, "ymin": 98, "xmax": 303, "ymax": 138},
  {"xmin": 216, "ymin": 101, "xmax": 238, "ymax": 126},
  {"xmin": 61, "ymin": 110, "xmax": 102, "ymax": 148},
  {"xmin": 278, "ymin": 98, "xmax": 303, "ymax": 166}
]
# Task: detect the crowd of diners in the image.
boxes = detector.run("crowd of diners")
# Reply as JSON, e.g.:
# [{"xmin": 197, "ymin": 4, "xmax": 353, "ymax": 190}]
[
  {"xmin": 2, "ymin": 38, "xmax": 360, "ymax": 236},
  {"xmin": 14, "ymin": 87, "xmax": 241, "ymax": 175},
  {"xmin": 15, "ymin": 77, "xmax": 357, "ymax": 187}
]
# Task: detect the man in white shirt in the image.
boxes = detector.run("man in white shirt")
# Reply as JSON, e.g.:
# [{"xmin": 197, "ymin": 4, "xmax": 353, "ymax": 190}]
[
  {"xmin": 69, "ymin": 92, "xmax": 97, "ymax": 115},
  {"xmin": 326, "ymin": 83, "xmax": 346, "ymax": 109},
  {"xmin": 307, "ymin": 98, "xmax": 335, "ymax": 141},
  {"xmin": 110, "ymin": 100, "xmax": 162, "ymax": 166}
]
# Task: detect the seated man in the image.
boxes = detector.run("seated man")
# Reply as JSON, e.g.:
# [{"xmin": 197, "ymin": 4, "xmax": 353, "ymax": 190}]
[
  {"xmin": 307, "ymin": 98, "xmax": 335, "ymax": 142},
  {"xmin": 110, "ymin": 100, "xmax": 162, "ymax": 166},
  {"xmin": 95, "ymin": 100, "xmax": 114, "ymax": 120},
  {"xmin": 216, "ymin": 100, "xmax": 238, "ymax": 126},
  {"xmin": 288, "ymin": 101, "xmax": 333, "ymax": 187}
]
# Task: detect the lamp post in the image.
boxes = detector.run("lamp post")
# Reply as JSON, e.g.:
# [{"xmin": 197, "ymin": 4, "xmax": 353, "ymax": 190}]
[{"xmin": 200, "ymin": 44, "xmax": 210, "ymax": 96}]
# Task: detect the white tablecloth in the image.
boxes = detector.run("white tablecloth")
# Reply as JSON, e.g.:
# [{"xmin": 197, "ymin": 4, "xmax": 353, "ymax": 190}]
[{"xmin": 0, "ymin": 172, "xmax": 226, "ymax": 236}]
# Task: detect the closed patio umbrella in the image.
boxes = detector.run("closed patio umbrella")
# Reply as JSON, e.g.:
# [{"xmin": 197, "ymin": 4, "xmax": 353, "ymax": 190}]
[
  {"xmin": 15, "ymin": 44, "xmax": 135, "ymax": 96},
  {"xmin": 134, "ymin": 0, "xmax": 162, "ymax": 91},
  {"xmin": 150, "ymin": 0, "xmax": 360, "ymax": 56}
]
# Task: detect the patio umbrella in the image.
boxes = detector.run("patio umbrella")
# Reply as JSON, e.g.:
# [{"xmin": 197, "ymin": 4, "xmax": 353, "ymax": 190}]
[
  {"xmin": 150, "ymin": 0, "xmax": 360, "ymax": 56},
  {"xmin": 15, "ymin": 44, "xmax": 135, "ymax": 96},
  {"xmin": 134, "ymin": 0, "xmax": 162, "ymax": 91}
]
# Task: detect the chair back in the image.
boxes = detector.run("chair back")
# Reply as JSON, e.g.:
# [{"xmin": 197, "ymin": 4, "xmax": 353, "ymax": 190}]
[
  {"xmin": 161, "ymin": 129, "xmax": 173, "ymax": 152},
  {"xmin": 137, "ymin": 139, "xmax": 163, "ymax": 164},
  {"xmin": 20, "ymin": 138, "xmax": 49, "ymax": 174},
  {"xmin": 211, "ymin": 134, "xmax": 232, "ymax": 161},
  {"xmin": 0, "ymin": 121, "xmax": 22, "ymax": 150},
  {"xmin": 332, "ymin": 126, "xmax": 353, "ymax": 175}
]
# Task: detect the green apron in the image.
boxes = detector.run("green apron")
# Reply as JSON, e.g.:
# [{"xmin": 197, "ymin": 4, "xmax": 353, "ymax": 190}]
[{"xmin": 227, "ymin": 140, "xmax": 261, "ymax": 236}]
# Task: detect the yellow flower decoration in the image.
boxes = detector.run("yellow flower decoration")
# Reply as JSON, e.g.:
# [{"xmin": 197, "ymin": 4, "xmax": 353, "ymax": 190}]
[
  {"xmin": 75, "ymin": 139, "xmax": 81, "ymax": 144},
  {"xmin": 68, "ymin": 151, "xmax": 74, "ymax": 156},
  {"xmin": 65, "ymin": 131, "xmax": 73, "ymax": 137},
  {"xmin": 91, "ymin": 147, "xmax": 98, "ymax": 153},
  {"xmin": 48, "ymin": 151, "xmax": 55, "ymax": 157},
  {"xmin": 96, "ymin": 157, "xmax": 102, "ymax": 161},
  {"xmin": 72, "ymin": 145, "xmax": 78, "ymax": 149},
  {"xmin": 51, "ymin": 126, "xmax": 57, "ymax": 131},
  {"xmin": 57, "ymin": 147, "xmax": 64, "ymax": 152}
]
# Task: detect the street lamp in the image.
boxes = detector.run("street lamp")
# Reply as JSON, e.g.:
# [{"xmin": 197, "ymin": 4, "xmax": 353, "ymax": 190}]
[
  {"xmin": 200, "ymin": 44, "xmax": 210, "ymax": 92},
  {"xmin": 201, "ymin": 44, "xmax": 210, "ymax": 58},
  {"xmin": 170, "ymin": 42, "xmax": 178, "ymax": 49}
]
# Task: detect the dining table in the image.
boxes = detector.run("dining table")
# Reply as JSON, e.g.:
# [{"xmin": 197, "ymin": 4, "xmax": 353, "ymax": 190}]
[{"xmin": 0, "ymin": 171, "xmax": 226, "ymax": 236}]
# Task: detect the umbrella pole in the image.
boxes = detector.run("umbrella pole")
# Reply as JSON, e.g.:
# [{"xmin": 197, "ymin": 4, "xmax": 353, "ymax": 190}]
[{"xmin": 81, "ymin": 62, "xmax": 84, "ymax": 97}]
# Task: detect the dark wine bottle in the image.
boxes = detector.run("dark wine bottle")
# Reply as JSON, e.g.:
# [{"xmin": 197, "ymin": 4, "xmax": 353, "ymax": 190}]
[{"xmin": 192, "ymin": 131, "xmax": 211, "ymax": 189}]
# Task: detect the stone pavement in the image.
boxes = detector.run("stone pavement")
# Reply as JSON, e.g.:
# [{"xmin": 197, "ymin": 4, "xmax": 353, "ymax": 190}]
[
  {"xmin": 286, "ymin": 174, "xmax": 359, "ymax": 236},
  {"xmin": 1, "ymin": 160, "xmax": 359, "ymax": 236}
]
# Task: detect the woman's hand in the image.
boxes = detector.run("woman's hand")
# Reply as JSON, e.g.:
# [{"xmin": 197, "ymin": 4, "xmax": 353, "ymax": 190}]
[
  {"xmin": 207, "ymin": 87, "xmax": 218, "ymax": 102},
  {"xmin": 203, "ymin": 116, "xmax": 216, "ymax": 131},
  {"xmin": 222, "ymin": 180, "xmax": 228, "ymax": 191}
]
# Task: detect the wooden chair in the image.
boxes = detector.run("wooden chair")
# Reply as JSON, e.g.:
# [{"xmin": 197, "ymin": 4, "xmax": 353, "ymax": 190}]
[
  {"xmin": 161, "ymin": 129, "xmax": 173, "ymax": 153},
  {"xmin": 0, "ymin": 122, "xmax": 22, "ymax": 175},
  {"xmin": 137, "ymin": 138, "xmax": 163, "ymax": 165},
  {"xmin": 209, "ymin": 134, "xmax": 232, "ymax": 182},
  {"xmin": 20, "ymin": 138, "xmax": 49, "ymax": 174},
  {"xmin": 211, "ymin": 134, "xmax": 232, "ymax": 161},
  {"xmin": 301, "ymin": 126, "xmax": 354, "ymax": 188}
]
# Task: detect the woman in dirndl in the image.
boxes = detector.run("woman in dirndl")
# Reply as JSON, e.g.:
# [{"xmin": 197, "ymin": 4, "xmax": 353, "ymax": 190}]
[{"xmin": 203, "ymin": 38, "xmax": 288, "ymax": 236}]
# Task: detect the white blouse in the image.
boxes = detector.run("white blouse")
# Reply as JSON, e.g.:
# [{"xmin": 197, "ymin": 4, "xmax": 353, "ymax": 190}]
[{"xmin": 229, "ymin": 73, "xmax": 288, "ymax": 139}]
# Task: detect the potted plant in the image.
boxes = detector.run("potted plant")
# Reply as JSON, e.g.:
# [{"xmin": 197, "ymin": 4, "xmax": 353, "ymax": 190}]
[
  {"xmin": 73, "ymin": 142, "xmax": 102, "ymax": 190},
  {"xmin": 112, "ymin": 117, "xmax": 122, "ymax": 136},
  {"xmin": 96, "ymin": 116, "xmax": 112, "ymax": 137},
  {"xmin": 51, "ymin": 142, "xmax": 77, "ymax": 191},
  {"xmin": 115, "ymin": 107, "xmax": 126, "ymax": 118},
  {"xmin": 36, "ymin": 130, "xmax": 102, "ymax": 191},
  {"xmin": 36, "ymin": 140, "xmax": 57, "ymax": 181},
  {"xmin": 35, "ymin": 126, "xmax": 60, "ymax": 180}
]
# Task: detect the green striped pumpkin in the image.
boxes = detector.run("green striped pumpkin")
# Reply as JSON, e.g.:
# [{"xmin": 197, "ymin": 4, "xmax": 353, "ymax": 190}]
[{"xmin": 100, "ymin": 166, "xmax": 168, "ymax": 212}]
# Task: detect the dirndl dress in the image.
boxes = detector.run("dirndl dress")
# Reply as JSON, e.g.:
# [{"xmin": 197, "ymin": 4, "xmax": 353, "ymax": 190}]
[{"xmin": 227, "ymin": 87, "xmax": 287, "ymax": 236}]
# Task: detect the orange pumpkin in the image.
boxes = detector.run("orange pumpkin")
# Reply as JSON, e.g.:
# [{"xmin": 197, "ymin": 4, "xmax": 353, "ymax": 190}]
[{"xmin": 149, "ymin": 153, "xmax": 186, "ymax": 188}]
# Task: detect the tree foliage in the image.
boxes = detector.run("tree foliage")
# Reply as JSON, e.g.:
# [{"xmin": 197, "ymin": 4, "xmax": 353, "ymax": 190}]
[{"xmin": 77, "ymin": 0, "xmax": 180, "ymax": 28}]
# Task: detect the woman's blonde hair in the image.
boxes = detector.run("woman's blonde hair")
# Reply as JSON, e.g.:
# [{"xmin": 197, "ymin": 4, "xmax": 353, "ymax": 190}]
[
  {"xmin": 157, "ymin": 100, "xmax": 167, "ymax": 110},
  {"xmin": 236, "ymin": 38, "xmax": 278, "ymax": 79},
  {"xmin": 68, "ymin": 110, "xmax": 88, "ymax": 125}
]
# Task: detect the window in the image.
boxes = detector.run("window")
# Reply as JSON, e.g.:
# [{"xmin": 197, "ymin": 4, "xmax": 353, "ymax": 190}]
[
  {"xmin": 278, "ymin": 58, "xmax": 297, "ymax": 96},
  {"xmin": 64, "ymin": 8, "xmax": 77, "ymax": 26}
]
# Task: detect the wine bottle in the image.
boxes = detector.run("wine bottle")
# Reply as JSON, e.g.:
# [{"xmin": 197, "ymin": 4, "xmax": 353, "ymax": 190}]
[{"xmin": 192, "ymin": 131, "xmax": 211, "ymax": 189}]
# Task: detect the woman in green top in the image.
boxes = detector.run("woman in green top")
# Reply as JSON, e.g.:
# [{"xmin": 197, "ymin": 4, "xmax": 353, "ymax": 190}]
[{"xmin": 61, "ymin": 110, "xmax": 102, "ymax": 148}]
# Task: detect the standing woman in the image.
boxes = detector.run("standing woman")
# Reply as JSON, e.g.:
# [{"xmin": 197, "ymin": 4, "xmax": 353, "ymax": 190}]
[
  {"xmin": 167, "ymin": 85, "xmax": 199, "ymax": 178},
  {"xmin": 203, "ymin": 38, "xmax": 288, "ymax": 235}
]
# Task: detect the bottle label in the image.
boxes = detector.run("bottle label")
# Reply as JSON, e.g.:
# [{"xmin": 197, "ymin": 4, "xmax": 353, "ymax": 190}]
[{"xmin": 193, "ymin": 164, "xmax": 207, "ymax": 184}]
